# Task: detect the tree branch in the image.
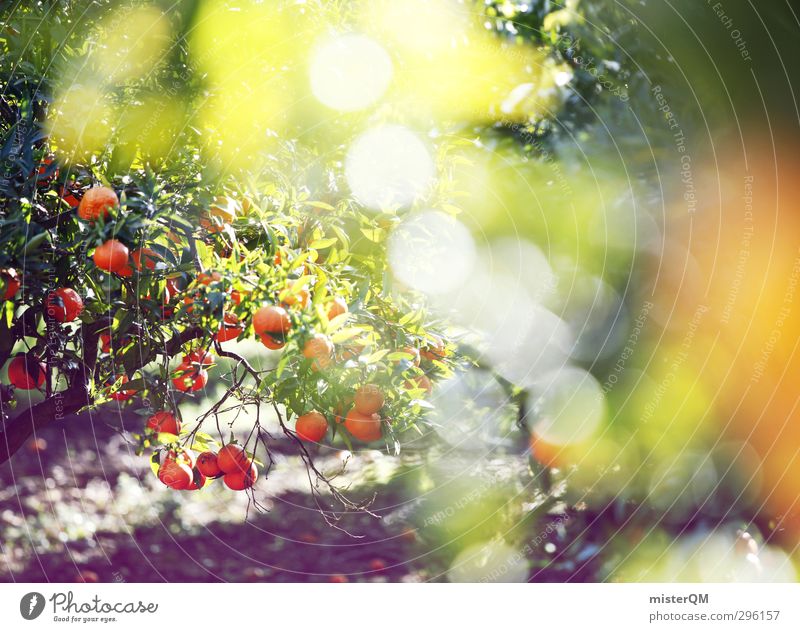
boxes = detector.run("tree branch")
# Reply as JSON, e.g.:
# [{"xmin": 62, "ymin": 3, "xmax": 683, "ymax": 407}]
[{"xmin": 0, "ymin": 323, "xmax": 204, "ymax": 465}]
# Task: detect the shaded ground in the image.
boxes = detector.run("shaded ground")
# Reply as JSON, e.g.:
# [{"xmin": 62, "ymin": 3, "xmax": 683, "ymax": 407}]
[{"xmin": 0, "ymin": 410, "xmax": 446, "ymax": 582}]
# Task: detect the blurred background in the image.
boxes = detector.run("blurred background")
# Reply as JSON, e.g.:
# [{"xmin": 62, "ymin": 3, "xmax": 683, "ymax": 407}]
[{"xmin": 2, "ymin": 0, "xmax": 800, "ymax": 582}]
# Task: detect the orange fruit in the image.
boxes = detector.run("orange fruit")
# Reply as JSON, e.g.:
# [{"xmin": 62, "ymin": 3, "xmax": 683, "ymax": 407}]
[
  {"xmin": 1, "ymin": 268, "xmax": 20, "ymax": 300},
  {"xmin": 158, "ymin": 460, "xmax": 193, "ymax": 490},
  {"xmin": 303, "ymin": 334, "xmax": 334, "ymax": 371},
  {"xmin": 45, "ymin": 287, "xmax": 83, "ymax": 322},
  {"xmin": 253, "ymin": 305, "xmax": 291, "ymax": 337},
  {"xmin": 398, "ymin": 347, "xmax": 420, "ymax": 367},
  {"xmin": 354, "ymin": 384, "xmax": 384, "ymax": 415},
  {"xmin": 280, "ymin": 281, "xmax": 310, "ymax": 309},
  {"xmin": 405, "ymin": 374, "xmax": 432, "ymax": 395},
  {"xmin": 94, "ymin": 239, "xmax": 130, "ymax": 274},
  {"xmin": 421, "ymin": 335, "xmax": 446, "ymax": 361},
  {"xmin": 7, "ymin": 355, "xmax": 45, "ymax": 390},
  {"xmin": 183, "ymin": 349, "xmax": 214, "ymax": 367},
  {"xmin": 259, "ymin": 333, "xmax": 285, "ymax": 350},
  {"xmin": 295, "ymin": 412, "xmax": 329, "ymax": 442},
  {"xmin": 184, "ymin": 469, "xmax": 207, "ymax": 491},
  {"xmin": 107, "ymin": 375, "xmax": 135, "ymax": 401},
  {"xmin": 327, "ymin": 297, "xmax": 348, "ymax": 320},
  {"xmin": 171, "ymin": 362, "xmax": 208, "ymax": 392},
  {"xmin": 78, "ymin": 186, "xmax": 118, "ymax": 221},
  {"xmin": 216, "ymin": 312, "xmax": 244, "ymax": 342},
  {"xmin": 223, "ymin": 462, "xmax": 258, "ymax": 490},
  {"xmin": 344, "ymin": 408, "xmax": 382, "ymax": 442},
  {"xmin": 217, "ymin": 444, "xmax": 252, "ymax": 474},
  {"xmin": 197, "ymin": 451, "xmax": 222, "ymax": 478},
  {"xmin": 131, "ymin": 248, "xmax": 161, "ymax": 272},
  {"xmin": 146, "ymin": 411, "xmax": 180, "ymax": 435}
]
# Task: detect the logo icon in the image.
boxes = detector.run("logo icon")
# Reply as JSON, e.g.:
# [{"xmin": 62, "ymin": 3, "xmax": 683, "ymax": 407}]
[{"xmin": 20, "ymin": 592, "xmax": 45, "ymax": 620}]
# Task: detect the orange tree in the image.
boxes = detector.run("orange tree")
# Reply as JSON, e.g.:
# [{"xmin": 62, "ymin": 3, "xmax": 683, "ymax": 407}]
[
  {"xmin": 0, "ymin": 33, "xmax": 463, "ymax": 516},
  {"xmin": 0, "ymin": 142, "xmax": 456, "ymax": 500}
]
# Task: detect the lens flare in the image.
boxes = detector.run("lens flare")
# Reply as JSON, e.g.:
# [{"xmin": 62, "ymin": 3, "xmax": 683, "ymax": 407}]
[
  {"xmin": 530, "ymin": 367, "xmax": 606, "ymax": 446},
  {"xmin": 309, "ymin": 34, "xmax": 393, "ymax": 111},
  {"xmin": 345, "ymin": 125, "xmax": 435, "ymax": 210},
  {"xmin": 388, "ymin": 210, "xmax": 476, "ymax": 295},
  {"xmin": 428, "ymin": 369, "xmax": 516, "ymax": 449},
  {"xmin": 447, "ymin": 540, "xmax": 528, "ymax": 582}
]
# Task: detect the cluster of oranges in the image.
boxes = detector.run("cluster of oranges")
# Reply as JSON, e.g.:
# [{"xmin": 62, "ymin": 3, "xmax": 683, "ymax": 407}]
[
  {"xmin": 146, "ymin": 410, "xmax": 257, "ymax": 492},
  {"xmin": 2, "ymin": 182, "xmax": 451, "ymax": 496}
]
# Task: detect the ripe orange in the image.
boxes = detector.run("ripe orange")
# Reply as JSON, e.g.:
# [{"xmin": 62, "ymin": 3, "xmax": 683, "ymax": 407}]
[
  {"xmin": 280, "ymin": 281, "xmax": 310, "ymax": 309},
  {"xmin": 344, "ymin": 408, "xmax": 382, "ymax": 442},
  {"xmin": 253, "ymin": 305, "xmax": 291, "ymax": 337},
  {"xmin": 197, "ymin": 451, "xmax": 222, "ymax": 478},
  {"xmin": 327, "ymin": 297, "xmax": 348, "ymax": 320},
  {"xmin": 93, "ymin": 239, "xmax": 130, "ymax": 274},
  {"xmin": 131, "ymin": 248, "xmax": 161, "ymax": 272},
  {"xmin": 197, "ymin": 271, "xmax": 223, "ymax": 286},
  {"xmin": 108, "ymin": 375, "xmax": 135, "ymax": 401},
  {"xmin": 223, "ymin": 462, "xmax": 258, "ymax": 490},
  {"xmin": 354, "ymin": 384, "xmax": 384, "ymax": 415},
  {"xmin": 216, "ymin": 312, "xmax": 244, "ymax": 342},
  {"xmin": 398, "ymin": 346, "xmax": 420, "ymax": 367},
  {"xmin": 259, "ymin": 333, "xmax": 285, "ymax": 350},
  {"xmin": 163, "ymin": 448, "xmax": 195, "ymax": 469},
  {"xmin": 421, "ymin": 335, "xmax": 446, "ymax": 361},
  {"xmin": 217, "ymin": 444, "xmax": 252, "ymax": 474},
  {"xmin": 146, "ymin": 411, "xmax": 180, "ymax": 435},
  {"xmin": 159, "ymin": 460, "xmax": 193, "ymax": 490},
  {"xmin": 45, "ymin": 287, "xmax": 83, "ymax": 322},
  {"xmin": 295, "ymin": 412, "xmax": 329, "ymax": 442},
  {"xmin": 60, "ymin": 186, "xmax": 80, "ymax": 208},
  {"xmin": 171, "ymin": 362, "xmax": 208, "ymax": 392},
  {"xmin": 183, "ymin": 349, "xmax": 214, "ymax": 367},
  {"xmin": 405, "ymin": 374, "xmax": 432, "ymax": 395},
  {"xmin": 1, "ymin": 268, "xmax": 20, "ymax": 300},
  {"xmin": 229, "ymin": 289, "xmax": 246, "ymax": 305},
  {"xmin": 184, "ymin": 469, "xmax": 207, "ymax": 491},
  {"xmin": 7, "ymin": 355, "xmax": 45, "ymax": 390},
  {"xmin": 78, "ymin": 186, "xmax": 118, "ymax": 221},
  {"xmin": 333, "ymin": 396, "xmax": 354, "ymax": 424},
  {"xmin": 303, "ymin": 334, "xmax": 334, "ymax": 371}
]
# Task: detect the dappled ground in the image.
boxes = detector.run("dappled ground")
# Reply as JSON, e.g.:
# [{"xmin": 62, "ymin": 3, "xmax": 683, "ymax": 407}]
[
  {"xmin": 0, "ymin": 409, "xmax": 444, "ymax": 582},
  {"xmin": 1, "ymin": 403, "xmax": 570, "ymax": 583},
  {"xmin": 4, "ymin": 408, "xmax": 791, "ymax": 582}
]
